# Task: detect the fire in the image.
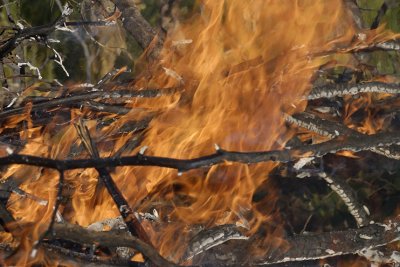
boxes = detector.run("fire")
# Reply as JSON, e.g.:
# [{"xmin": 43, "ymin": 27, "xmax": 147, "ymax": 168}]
[
  {"xmin": 130, "ymin": 0, "xmax": 358, "ymax": 258},
  {"xmin": 1, "ymin": 0, "xmax": 398, "ymax": 265}
]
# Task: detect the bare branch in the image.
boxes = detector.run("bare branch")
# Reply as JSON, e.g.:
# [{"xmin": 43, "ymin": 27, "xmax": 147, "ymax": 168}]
[
  {"xmin": 113, "ymin": 0, "xmax": 163, "ymax": 58},
  {"xmin": 0, "ymin": 131, "xmax": 399, "ymax": 171}
]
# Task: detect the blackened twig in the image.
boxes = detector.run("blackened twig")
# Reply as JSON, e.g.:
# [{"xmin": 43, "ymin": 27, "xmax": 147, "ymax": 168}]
[
  {"xmin": 370, "ymin": 1, "xmax": 388, "ymax": 30},
  {"xmin": 286, "ymin": 112, "xmax": 400, "ymax": 160}
]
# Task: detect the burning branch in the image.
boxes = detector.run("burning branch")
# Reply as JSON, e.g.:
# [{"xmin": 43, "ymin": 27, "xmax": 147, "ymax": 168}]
[
  {"xmin": 258, "ymin": 216, "xmax": 400, "ymax": 265},
  {"xmin": 286, "ymin": 112, "xmax": 400, "ymax": 160},
  {"xmin": 46, "ymin": 222, "xmax": 180, "ymax": 267},
  {"xmin": 307, "ymin": 82, "xmax": 400, "ymax": 100},
  {"xmin": 0, "ymin": 131, "xmax": 399, "ymax": 172},
  {"xmin": 193, "ymin": 217, "xmax": 400, "ymax": 266},
  {"xmin": 74, "ymin": 121, "xmax": 151, "ymax": 244},
  {"xmin": 316, "ymin": 172, "xmax": 370, "ymax": 227}
]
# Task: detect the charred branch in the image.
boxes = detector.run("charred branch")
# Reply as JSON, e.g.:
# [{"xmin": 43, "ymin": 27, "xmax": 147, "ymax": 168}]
[
  {"xmin": 316, "ymin": 172, "xmax": 370, "ymax": 227},
  {"xmin": 286, "ymin": 112, "xmax": 400, "ymax": 160},
  {"xmin": 286, "ymin": 113, "xmax": 372, "ymax": 226},
  {"xmin": 2, "ymin": 242, "xmax": 141, "ymax": 267},
  {"xmin": 47, "ymin": 222, "xmax": 181, "ymax": 267},
  {"xmin": 372, "ymin": 40, "xmax": 400, "ymax": 51},
  {"xmin": 182, "ymin": 224, "xmax": 248, "ymax": 262},
  {"xmin": 257, "ymin": 216, "xmax": 400, "ymax": 265},
  {"xmin": 307, "ymin": 82, "xmax": 400, "ymax": 100},
  {"xmin": 285, "ymin": 113, "xmax": 346, "ymax": 139},
  {"xmin": 0, "ymin": 87, "xmax": 178, "ymax": 121},
  {"xmin": 358, "ymin": 246, "xmax": 400, "ymax": 265},
  {"xmin": 78, "ymin": 100, "xmax": 132, "ymax": 115},
  {"xmin": 195, "ymin": 217, "xmax": 400, "ymax": 266},
  {"xmin": 75, "ymin": 121, "xmax": 151, "ymax": 246},
  {"xmin": 35, "ymin": 219, "xmax": 400, "ymax": 266},
  {"xmin": 1, "ymin": 131, "xmax": 400, "ymax": 171}
]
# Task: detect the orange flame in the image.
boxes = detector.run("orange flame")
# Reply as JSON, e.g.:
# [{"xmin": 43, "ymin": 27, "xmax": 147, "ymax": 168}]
[{"xmin": 130, "ymin": 0, "xmax": 358, "ymax": 258}]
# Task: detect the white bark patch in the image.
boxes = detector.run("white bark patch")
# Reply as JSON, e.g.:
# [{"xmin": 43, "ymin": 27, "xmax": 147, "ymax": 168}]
[{"xmin": 293, "ymin": 157, "xmax": 314, "ymax": 170}]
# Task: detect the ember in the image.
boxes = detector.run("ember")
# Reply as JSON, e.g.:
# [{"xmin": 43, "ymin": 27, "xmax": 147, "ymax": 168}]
[{"xmin": 0, "ymin": 0, "xmax": 399, "ymax": 266}]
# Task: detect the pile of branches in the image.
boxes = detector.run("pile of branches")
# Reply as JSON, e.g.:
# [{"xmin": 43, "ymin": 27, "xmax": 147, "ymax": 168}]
[{"xmin": 0, "ymin": 1, "xmax": 399, "ymax": 266}]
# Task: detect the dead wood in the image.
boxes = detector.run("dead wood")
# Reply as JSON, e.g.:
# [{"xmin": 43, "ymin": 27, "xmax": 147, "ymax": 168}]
[
  {"xmin": 193, "ymin": 216, "xmax": 400, "ymax": 266},
  {"xmin": 316, "ymin": 172, "xmax": 369, "ymax": 227},
  {"xmin": 113, "ymin": 0, "xmax": 163, "ymax": 59},
  {"xmin": 1, "ymin": 242, "xmax": 141, "ymax": 267},
  {"xmin": 1, "ymin": 131, "xmax": 399, "ymax": 172},
  {"xmin": 0, "ymin": 87, "xmax": 178, "ymax": 121},
  {"xmin": 307, "ymin": 82, "xmax": 400, "ymax": 100},
  {"xmin": 46, "ymin": 222, "xmax": 182, "ymax": 267},
  {"xmin": 286, "ymin": 112, "xmax": 400, "ymax": 159}
]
